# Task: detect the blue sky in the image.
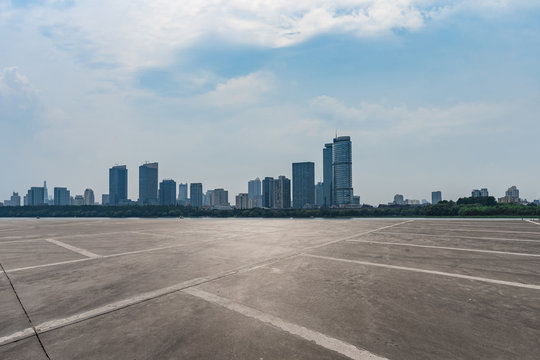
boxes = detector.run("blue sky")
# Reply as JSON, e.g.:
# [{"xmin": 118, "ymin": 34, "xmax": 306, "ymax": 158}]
[{"xmin": 1, "ymin": 0, "xmax": 539, "ymax": 204}]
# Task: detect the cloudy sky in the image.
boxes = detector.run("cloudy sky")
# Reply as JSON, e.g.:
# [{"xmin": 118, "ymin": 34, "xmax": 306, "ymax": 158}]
[{"xmin": 1, "ymin": 0, "xmax": 539, "ymax": 205}]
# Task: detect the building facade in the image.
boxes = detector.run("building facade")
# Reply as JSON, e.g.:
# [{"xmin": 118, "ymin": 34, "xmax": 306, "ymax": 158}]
[
  {"xmin": 332, "ymin": 136, "xmax": 353, "ymax": 205},
  {"xmin": 84, "ymin": 188, "xmax": 95, "ymax": 205},
  {"xmin": 432, "ymin": 191, "xmax": 442, "ymax": 204},
  {"xmin": 54, "ymin": 187, "xmax": 71, "ymax": 206},
  {"xmin": 499, "ymin": 186, "xmax": 520, "ymax": 204},
  {"xmin": 273, "ymin": 176, "xmax": 291, "ymax": 209},
  {"xmin": 262, "ymin": 177, "xmax": 274, "ymax": 208},
  {"xmin": 178, "ymin": 183, "xmax": 188, "ymax": 205},
  {"xmin": 211, "ymin": 188, "xmax": 229, "ymax": 207},
  {"xmin": 235, "ymin": 193, "xmax": 249, "ymax": 209},
  {"xmin": 109, "ymin": 165, "xmax": 128, "ymax": 205},
  {"xmin": 394, "ymin": 194, "xmax": 404, "ymax": 205},
  {"xmin": 139, "ymin": 162, "xmax": 158, "ymax": 205},
  {"xmin": 292, "ymin": 162, "xmax": 315, "ymax": 209},
  {"xmin": 26, "ymin": 187, "xmax": 46, "ymax": 206},
  {"xmin": 315, "ymin": 182, "xmax": 324, "ymax": 207},
  {"xmin": 322, "ymin": 143, "xmax": 333, "ymax": 207},
  {"xmin": 190, "ymin": 183, "xmax": 203, "ymax": 208},
  {"xmin": 159, "ymin": 179, "xmax": 177, "ymax": 206},
  {"xmin": 248, "ymin": 178, "xmax": 262, "ymax": 208}
]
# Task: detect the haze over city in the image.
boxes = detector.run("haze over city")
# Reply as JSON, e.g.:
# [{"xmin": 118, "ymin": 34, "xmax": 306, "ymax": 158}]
[{"xmin": 1, "ymin": 1, "xmax": 540, "ymax": 204}]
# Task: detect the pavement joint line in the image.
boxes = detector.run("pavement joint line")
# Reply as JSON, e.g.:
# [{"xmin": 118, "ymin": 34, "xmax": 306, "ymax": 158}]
[
  {"xmin": 377, "ymin": 231, "xmax": 540, "ymax": 243},
  {"xmin": 45, "ymin": 238, "xmax": 101, "ymax": 259},
  {"xmin": 183, "ymin": 288, "xmax": 387, "ymax": 360},
  {"xmin": 391, "ymin": 227, "xmax": 540, "ymax": 236},
  {"xmin": 0, "ymin": 220, "xmax": 413, "ymax": 347},
  {"xmin": 345, "ymin": 239, "xmax": 540, "ymax": 257},
  {"xmin": 303, "ymin": 254, "xmax": 540, "ymax": 290},
  {"xmin": 526, "ymin": 219, "xmax": 540, "ymax": 226}
]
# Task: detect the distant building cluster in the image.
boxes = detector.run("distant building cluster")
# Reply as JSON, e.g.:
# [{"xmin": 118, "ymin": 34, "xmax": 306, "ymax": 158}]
[{"xmin": 2, "ymin": 135, "xmax": 538, "ymax": 209}]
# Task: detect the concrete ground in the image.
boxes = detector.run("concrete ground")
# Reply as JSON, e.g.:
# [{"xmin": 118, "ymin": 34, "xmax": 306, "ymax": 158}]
[{"xmin": 0, "ymin": 218, "xmax": 539, "ymax": 360}]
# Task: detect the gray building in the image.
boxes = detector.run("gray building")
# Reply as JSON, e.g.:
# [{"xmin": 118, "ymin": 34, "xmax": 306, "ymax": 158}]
[
  {"xmin": 262, "ymin": 177, "xmax": 274, "ymax": 208},
  {"xmin": 109, "ymin": 165, "xmax": 128, "ymax": 205},
  {"xmin": 292, "ymin": 162, "xmax": 315, "ymax": 209},
  {"xmin": 159, "ymin": 179, "xmax": 177, "ymax": 206},
  {"xmin": 139, "ymin": 162, "xmax": 158, "ymax": 205},
  {"xmin": 394, "ymin": 194, "xmax": 404, "ymax": 205},
  {"xmin": 322, "ymin": 143, "xmax": 333, "ymax": 207},
  {"xmin": 102, "ymin": 194, "xmax": 110, "ymax": 206},
  {"xmin": 211, "ymin": 188, "xmax": 229, "ymax": 207},
  {"xmin": 178, "ymin": 183, "xmax": 188, "ymax": 205},
  {"xmin": 315, "ymin": 182, "xmax": 324, "ymax": 207},
  {"xmin": 333, "ymin": 136, "xmax": 353, "ymax": 205},
  {"xmin": 26, "ymin": 187, "xmax": 46, "ymax": 206},
  {"xmin": 190, "ymin": 183, "xmax": 203, "ymax": 208},
  {"xmin": 54, "ymin": 187, "xmax": 71, "ymax": 206},
  {"xmin": 432, "ymin": 191, "xmax": 442, "ymax": 204},
  {"xmin": 273, "ymin": 176, "xmax": 291, "ymax": 209},
  {"xmin": 84, "ymin": 188, "xmax": 95, "ymax": 205},
  {"xmin": 3, "ymin": 192, "xmax": 21, "ymax": 207},
  {"xmin": 236, "ymin": 193, "xmax": 249, "ymax": 209},
  {"xmin": 72, "ymin": 195, "xmax": 84, "ymax": 206},
  {"xmin": 248, "ymin": 177, "xmax": 262, "ymax": 208}
]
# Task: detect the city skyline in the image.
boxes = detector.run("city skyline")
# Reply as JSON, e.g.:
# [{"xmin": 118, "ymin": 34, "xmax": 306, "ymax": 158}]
[{"xmin": 1, "ymin": 2, "xmax": 540, "ymax": 204}]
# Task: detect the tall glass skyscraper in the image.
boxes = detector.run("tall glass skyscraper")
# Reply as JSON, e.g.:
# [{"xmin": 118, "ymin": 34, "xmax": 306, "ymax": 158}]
[
  {"xmin": 139, "ymin": 162, "xmax": 158, "ymax": 205},
  {"xmin": 292, "ymin": 162, "xmax": 315, "ymax": 209},
  {"xmin": 333, "ymin": 136, "xmax": 353, "ymax": 205},
  {"xmin": 248, "ymin": 177, "xmax": 262, "ymax": 208},
  {"xmin": 262, "ymin": 177, "xmax": 274, "ymax": 208},
  {"xmin": 322, "ymin": 143, "xmax": 333, "ymax": 207},
  {"xmin": 159, "ymin": 179, "xmax": 177, "ymax": 206},
  {"xmin": 190, "ymin": 183, "xmax": 203, "ymax": 208},
  {"xmin": 109, "ymin": 165, "xmax": 128, "ymax": 205}
]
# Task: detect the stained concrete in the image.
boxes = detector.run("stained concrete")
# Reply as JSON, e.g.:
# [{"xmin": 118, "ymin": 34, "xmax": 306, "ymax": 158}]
[{"xmin": 0, "ymin": 218, "xmax": 539, "ymax": 359}]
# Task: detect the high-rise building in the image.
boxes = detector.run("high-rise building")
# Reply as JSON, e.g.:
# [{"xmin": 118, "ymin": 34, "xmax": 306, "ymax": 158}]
[
  {"xmin": 84, "ymin": 188, "xmax": 95, "ymax": 205},
  {"xmin": 139, "ymin": 162, "xmax": 158, "ymax": 205},
  {"xmin": 273, "ymin": 176, "xmax": 291, "ymax": 209},
  {"xmin": 159, "ymin": 179, "xmax": 177, "ymax": 206},
  {"xmin": 235, "ymin": 193, "xmax": 249, "ymax": 209},
  {"xmin": 204, "ymin": 190, "xmax": 213, "ymax": 207},
  {"xmin": 3, "ymin": 192, "xmax": 21, "ymax": 207},
  {"xmin": 292, "ymin": 162, "xmax": 315, "ymax": 209},
  {"xmin": 26, "ymin": 187, "xmax": 46, "ymax": 206},
  {"xmin": 190, "ymin": 183, "xmax": 203, "ymax": 208},
  {"xmin": 432, "ymin": 191, "xmax": 442, "ymax": 204},
  {"xmin": 72, "ymin": 195, "xmax": 84, "ymax": 206},
  {"xmin": 499, "ymin": 186, "xmax": 520, "ymax": 204},
  {"xmin": 248, "ymin": 178, "xmax": 262, "ymax": 208},
  {"xmin": 43, "ymin": 181, "xmax": 49, "ymax": 204},
  {"xmin": 211, "ymin": 188, "xmax": 229, "ymax": 207},
  {"xmin": 472, "ymin": 189, "xmax": 481, "ymax": 197},
  {"xmin": 333, "ymin": 136, "xmax": 353, "ymax": 205},
  {"xmin": 178, "ymin": 183, "xmax": 188, "ymax": 205},
  {"xmin": 394, "ymin": 194, "xmax": 404, "ymax": 205},
  {"xmin": 322, "ymin": 143, "xmax": 333, "ymax": 207},
  {"xmin": 353, "ymin": 196, "xmax": 361, "ymax": 205},
  {"xmin": 109, "ymin": 165, "xmax": 128, "ymax": 205},
  {"xmin": 315, "ymin": 182, "xmax": 324, "ymax": 207},
  {"xmin": 262, "ymin": 177, "xmax": 274, "ymax": 208},
  {"xmin": 102, "ymin": 194, "xmax": 110, "ymax": 206},
  {"xmin": 480, "ymin": 188, "xmax": 489, "ymax": 197},
  {"xmin": 54, "ymin": 187, "xmax": 71, "ymax": 206}
]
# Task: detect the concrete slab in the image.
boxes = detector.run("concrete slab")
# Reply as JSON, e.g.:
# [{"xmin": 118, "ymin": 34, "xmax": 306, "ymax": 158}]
[
  {"xmin": 0, "ymin": 275, "xmax": 32, "ymax": 338},
  {"xmin": 0, "ymin": 336, "xmax": 48, "ymax": 360},
  {"xmin": 0, "ymin": 240, "xmax": 86, "ymax": 270}
]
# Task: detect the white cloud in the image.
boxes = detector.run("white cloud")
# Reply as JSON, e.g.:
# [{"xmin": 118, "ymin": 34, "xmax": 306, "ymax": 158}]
[{"xmin": 0, "ymin": 67, "xmax": 39, "ymax": 120}]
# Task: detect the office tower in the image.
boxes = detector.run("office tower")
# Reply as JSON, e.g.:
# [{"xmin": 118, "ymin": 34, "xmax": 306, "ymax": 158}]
[
  {"xmin": 204, "ymin": 190, "xmax": 213, "ymax": 207},
  {"xmin": 353, "ymin": 196, "xmax": 361, "ymax": 205},
  {"xmin": 159, "ymin": 179, "xmax": 177, "ymax": 206},
  {"xmin": 84, "ymin": 188, "xmax": 95, "ymax": 205},
  {"xmin": 322, "ymin": 143, "xmax": 333, "ymax": 207},
  {"xmin": 102, "ymin": 194, "xmax": 110, "ymax": 206},
  {"xmin": 190, "ymin": 183, "xmax": 203, "ymax": 208},
  {"xmin": 394, "ymin": 194, "xmax": 404, "ymax": 205},
  {"xmin": 54, "ymin": 187, "xmax": 71, "ymax": 206},
  {"xmin": 43, "ymin": 181, "xmax": 49, "ymax": 204},
  {"xmin": 211, "ymin": 189, "xmax": 229, "ymax": 207},
  {"xmin": 432, "ymin": 191, "xmax": 442, "ymax": 204},
  {"xmin": 109, "ymin": 165, "xmax": 128, "ymax": 205},
  {"xmin": 292, "ymin": 162, "xmax": 315, "ymax": 209},
  {"xmin": 262, "ymin": 177, "xmax": 274, "ymax": 208},
  {"xmin": 7, "ymin": 192, "xmax": 20, "ymax": 206},
  {"xmin": 72, "ymin": 195, "xmax": 84, "ymax": 206},
  {"xmin": 273, "ymin": 176, "xmax": 291, "ymax": 209},
  {"xmin": 499, "ymin": 185, "xmax": 520, "ymax": 204},
  {"xmin": 178, "ymin": 183, "xmax": 188, "ymax": 205},
  {"xmin": 480, "ymin": 188, "xmax": 489, "ymax": 197},
  {"xmin": 248, "ymin": 177, "xmax": 262, "ymax": 208},
  {"xmin": 315, "ymin": 182, "xmax": 324, "ymax": 207},
  {"xmin": 471, "ymin": 189, "xmax": 481, "ymax": 197},
  {"xmin": 139, "ymin": 162, "xmax": 158, "ymax": 205},
  {"xmin": 25, "ymin": 187, "xmax": 46, "ymax": 206},
  {"xmin": 236, "ymin": 193, "xmax": 249, "ymax": 209},
  {"xmin": 333, "ymin": 136, "xmax": 353, "ymax": 205}
]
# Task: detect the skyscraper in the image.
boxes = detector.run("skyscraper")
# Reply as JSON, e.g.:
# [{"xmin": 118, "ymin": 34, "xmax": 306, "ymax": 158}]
[
  {"xmin": 43, "ymin": 181, "xmax": 49, "ymax": 204},
  {"xmin": 432, "ymin": 191, "xmax": 442, "ymax": 204},
  {"xmin": 178, "ymin": 183, "xmax": 188, "ymax": 205},
  {"xmin": 26, "ymin": 186, "xmax": 46, "ymax": 206},
  {"xmin": 109, "ymin": 165, "xmax": 128, "ymax": 205},
  {"xmin": 322, "ymin": 143, "xmax": 333, "ymax": 207},
  {"xmin": 315, "ymin": 182, "xmax": 324, "ymax": 207},
  {"xmin": 139, "ymin": 162, "xmax": 158, "ymax": 205},
  {"xmin": 333, "ymin": 136, "xmax": 353, "ymax": 205},
  {"xmin": 84, "ymin": 188, "xmax": 95, "ymax": 205},
  {"xmin": 159, "ymin": 179, "xmax": 177, "ymax": 206},
  {"xmin": 262, "ymin": 177, "xmax": 274, "ymax": 208},
  {"xmin": 394, "ymin": 194, "xmax": 404, "ymax": 205},
  {"xmin": 292, "ymin": 162, "xmax": 315, "ymax": 209},
  {"xmin": 235, "ymin": 193, "xmax": 249, "ymax": 209},
  {"xmin": 273, "ymin": 176, "xmax": 291, "ymax": 209},
  {"xmin": 211, "ymin": 188, "xmax": 229, "ymax": 207},
  {"xmin": 190, "ymin": 183, "xmax": 203, "ymax": 208},
  {"xmin": 54, "ymin": 187, "xmax": 71, "ymax": 206},
  {"xmin": 248, "ymin": 177, "xmax": 262, "ymax": 208}
]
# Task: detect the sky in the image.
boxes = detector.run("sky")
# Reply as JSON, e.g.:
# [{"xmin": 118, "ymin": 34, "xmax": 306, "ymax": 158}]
[{"xmin": 1, "ymin": 0, "xmax": 540, "ymax": 205}]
